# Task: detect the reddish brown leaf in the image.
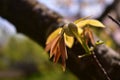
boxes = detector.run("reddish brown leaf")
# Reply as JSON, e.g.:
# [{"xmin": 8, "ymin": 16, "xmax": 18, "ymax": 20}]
[
  {"xmin": 45, "ymin": 35, "xmax": 59, "ymax": 52},
  {"xmin": 53, "ymin": 47, "xmax": 61, "ymax": 63},
  {"xmin": 50, "ymin": 34, "xmax": 61, "ymax": 58},
  {"xmin": 88, "ymin": 29, "xmax": 95, "ymax": 46},
  {"xmin": 45, "ymin": 32, "xmax": 68, "ymax": 71},
  {"xmin": 59, "ymin": 36, "xmax": 68, "ymax": 71},
  {"xmin": 45, "ymin": 40, "xmax": 54, "ymax": 52},
  {"xmin": 83, "ymin": 28, "xmax": 95, "ymax": 46}
]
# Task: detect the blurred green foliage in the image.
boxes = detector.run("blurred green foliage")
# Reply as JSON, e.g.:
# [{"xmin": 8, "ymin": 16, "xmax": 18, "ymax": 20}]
[
  {"xmin": 92, "ymin": 27, "xmax": 116, "ymax": 49},
  {"xmin": 0, "ymin": 34, "xmax": 78, "ymax": 80}
]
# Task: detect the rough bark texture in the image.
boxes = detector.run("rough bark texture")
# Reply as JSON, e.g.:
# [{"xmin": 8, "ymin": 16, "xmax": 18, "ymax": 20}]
[{"xmin": 0, "ymin": 0, "xmax": 120, "ymax": 80}]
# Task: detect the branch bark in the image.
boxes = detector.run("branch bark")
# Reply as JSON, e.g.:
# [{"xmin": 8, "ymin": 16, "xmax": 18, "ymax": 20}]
[{"xmin": 0, "ymin": 0, "xmax": 120, "ymax": 80}]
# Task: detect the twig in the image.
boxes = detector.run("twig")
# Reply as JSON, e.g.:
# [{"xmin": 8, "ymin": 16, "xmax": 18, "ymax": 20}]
[
  {"xmin": 98, "ymin": 0, "xmax": 119, "ymax": 21},
  {"xmin": 92, "ymin": 52, "xmax": 111, "ymax": 80},
  {"xmin": 108, "ymin": 15, "xmax": 120, "ymax": 27}
]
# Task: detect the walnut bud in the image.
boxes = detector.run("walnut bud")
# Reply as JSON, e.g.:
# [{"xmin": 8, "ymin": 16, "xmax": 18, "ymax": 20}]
[{"xmin": 63, "ymin": 23, "xmax": 78, "ymax": 37}]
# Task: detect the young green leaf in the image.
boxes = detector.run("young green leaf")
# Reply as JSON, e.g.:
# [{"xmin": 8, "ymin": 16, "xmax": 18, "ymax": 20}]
[
  {"xmin": 64, "ymin": 33, "xmax": 74, "ymax": 48},
  {"xmin": 74, "ymin": 16, "xmax": 91, "ymax": 24},
  {"xmin": 76, "ymin": 19, "xmax": 105, "ymax": 28}
]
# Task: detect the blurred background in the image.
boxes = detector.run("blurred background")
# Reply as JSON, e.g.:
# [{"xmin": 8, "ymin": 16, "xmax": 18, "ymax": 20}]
[
  {"xmin": 0, "ymin": 0, "xmax": 120, "ymax": 80},
  {"xmin": 39, "ymin": 0, "xmax": 113, "ymax": 19}
]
